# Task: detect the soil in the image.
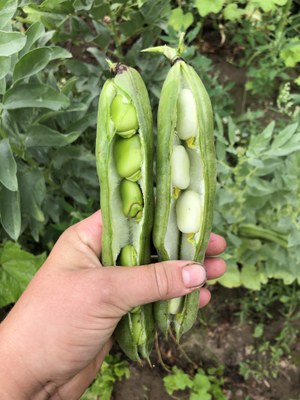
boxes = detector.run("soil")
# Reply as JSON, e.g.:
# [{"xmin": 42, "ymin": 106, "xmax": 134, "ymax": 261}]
[{"xmin": 112, "ymin": 286, "xmax": 300, "ymax": 400}]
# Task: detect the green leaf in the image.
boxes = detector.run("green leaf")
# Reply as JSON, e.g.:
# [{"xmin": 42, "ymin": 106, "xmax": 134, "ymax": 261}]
[
  {"xmin": 240, "ymin": 264, "xmax": 261, "ymax": 290},
  {"xmin": 270, "ymin": 123, "xmax": 298, "ymax": 150},
  {"xmin": 25, "ymin": 124, "xmax": 80, "ymax": 147},
  {"xmin": 13, "ymin": 47, "xmax": 53, "ymax": 83},
  {"xmin": 193, "ymin": 372, "xmax": 211, "ymax": 392},
  {"xmin": 19, "ymin": 170, "xmax": 45, "ymax": 223},
  {"xmin": 20, "ymin": 21, "xmax": 45, "ymax": 56},
  {"xmin": 223, "ymin": 3, "xmax": 245, "ymax": 21},
  {"xmin": 163, "ymin": 367, "xmax": 193, "ymax": 395},
  {"xmin": 3, "ymin": 83, "xmax": 70, "ymax": 110},
  {"xmin": 0, "ymin": 55, "xmax": 11, "ymax": 80},
  {"xmin": 217, "ymin": 261, "xmax": 241, "ymax": 288},
  {"xmin": 0, "ymin": 138, "xmax": 18, "ymax": 191},
  {"xmin": 0, "ymin": 0, "xmax": 18, "ymax": 29},
  {"xmin": 62, "ymin": 179, "xmax": 88, "ymax": 205},
  {"xmin": 0, "ymin": 241, "xmax": 45, "ymax": 307},
  {"xmin": 250, "ymin": 0, "xmax": 288, "ymax": 12},
  {"xmin": 195, "ymin": 0, "xmax": 225, "ymax": 17},
  {"xmin": 0, "ymin": 31, "xmax": 26, "ymax": 57},
  {"xmin": 168, "ymin": 8, "xmax": 194, "ymax": 32},
  {"xmin": 253, "ymin": 323, "xmax": 264, "ymax": 338},
  {"xmin": 280, "ymin": 39, "xmax": 300, "ymax": 67},
  {"xmin": 0, "ymin": 185, "xmax": 21, "ymax": 240},
  {"xmin": 49, "ymin": 46, "xmax": 72, "ymax": 60}
]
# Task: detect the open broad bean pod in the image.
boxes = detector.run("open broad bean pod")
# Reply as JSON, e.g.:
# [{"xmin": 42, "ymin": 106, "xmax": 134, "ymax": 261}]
[
  {"xmin": 143, "ymin": 42, "xmax": 216, "ymax": 340},
  {"xmin": 96, "ymin": 62, "xmax": 154, "ymax": 362}
]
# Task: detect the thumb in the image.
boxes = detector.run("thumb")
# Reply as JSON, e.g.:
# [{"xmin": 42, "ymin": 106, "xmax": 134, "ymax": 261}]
[{"xmin": 101, "ymin": 260, "xmax": 207, "ymax": 311}]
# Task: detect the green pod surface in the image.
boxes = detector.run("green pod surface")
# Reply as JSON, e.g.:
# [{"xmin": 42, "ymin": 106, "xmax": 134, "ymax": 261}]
[
  {"xmin": 96, "ymin": 63, "xmax": 154, "ymax": 362},
  {"xmin": 153, "ymin": 58, "xmax": 216, "ymax": 340}
]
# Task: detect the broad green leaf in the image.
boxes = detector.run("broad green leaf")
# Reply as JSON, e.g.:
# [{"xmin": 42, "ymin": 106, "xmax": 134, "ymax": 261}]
[
  {"xmin": 25, "ymin": 124, "xmax": 80, "ymax": 147},
  {"xmin": 168, "ymin": 8, "xmax": 194, "ymax": 32},
  {"xmin": 62, "ymin": 179, "xmax": 88, "ymax": 204},
  {"xmin": 0, "ymin": 76, "xmax": 6, "ymax": 94},
  {"xmin": 13, "ymin": 47, "xmax": 52, "ymax": 82},
  {"xmin": 223, "ymin": 3, "xmax": 245, "ymax": 21},
  {"xmin": 193, "ymin": 372, "xmax": 211, "ymax": 391},
  {"xmin": 0, "ymin": 138, "xmax": 18, "ymax": 191},
  {"xmin": 246, "ymin": 177, "xmax": 276, "ymax": 196},
  {"xmin": 20, "ymin": 21, "xmax": 45, "ymax": 56},
  {"xmin": 50, "ymin": 46, "xmax": 72, "ymax": 60},
  {"xmin": 227, "ymin": 116, "xmax": 236, "ymax": 145},
  {"xmin": 0, "ymin": 185, "xmax": 21, "ymax": 240},
  {"xmin": 271, "ymin": 123, "xmax": 298, "ymax": 149},
  {"xmin": 0, "ymin": 31, "xmax": 26, "ymax": 56},
  {"xmin": 217, "ymin": 262, "xmax": 241, "ymax": 288},
  {"xmin": 163, "ymin": 367, "xmax": 193, "ymax": 395},
  {"xmin": 3, "ymin": 83, "xmax": 70, "ymax": 110},
  {"xmin": 0, "ymin": 55, "xmax": 10, "ymax": 80},
  {"xmin": 280, "ymin": 39, "xmax": 300, "ymax": 67},
  {"xmin": 195, "ymin": 0, "xmax": 225, "ymax": 17},
  {"xmin": 240, "ymin": 264, "xmax": 261, "ymax": 290},
  {"xmin": 0, "ymin": 0, "xmax": 18, "ymax": 29},
  {"xmin": 250, "ymin": 0, "xmax": 288, "ymax": 12},
  {"xmin": 0, "ymin": 241, "xmax": 45, "ymax": 307},
  {"xmin": 247, "ymin": 121, "xmax": 274, "ymax": 155},
  {"xmin": 19, "ymin": 170, "xmax": 45, "ymax": 223},
  {"xmin": 266, "ymin": 132, "xmax": 300, "ymax": 157}
]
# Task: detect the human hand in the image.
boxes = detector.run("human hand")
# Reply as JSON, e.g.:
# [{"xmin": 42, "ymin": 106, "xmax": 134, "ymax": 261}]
[{"xmin": 0, "ymin": 210, "xmax": 226, "ymax": 399}]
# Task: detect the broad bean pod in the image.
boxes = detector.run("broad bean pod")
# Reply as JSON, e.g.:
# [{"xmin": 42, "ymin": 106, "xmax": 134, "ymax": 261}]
[
  {"xmin": 144, "ymin": 44, "xmax": 216, "ymax": 340},
  {"xmin": 96, "ymin": 62, "xmax": 154, "ymax": 362}
]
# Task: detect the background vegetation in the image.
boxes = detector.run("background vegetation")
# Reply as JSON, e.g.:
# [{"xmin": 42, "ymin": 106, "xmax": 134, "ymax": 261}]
[{"xmin": 0, "ymin": 0, "xmax": 300, "ymax": 398}]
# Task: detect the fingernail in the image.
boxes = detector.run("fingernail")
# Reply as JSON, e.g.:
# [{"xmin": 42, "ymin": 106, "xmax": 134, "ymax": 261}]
[{"xmin": 182, "ymin": 263, "xmax": 206, "ymax": 288}]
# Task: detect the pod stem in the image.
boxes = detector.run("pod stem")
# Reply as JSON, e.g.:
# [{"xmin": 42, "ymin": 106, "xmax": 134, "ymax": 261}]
[{"xmin": 141, "ymin": 32, "xmax": 186, "ymax": 64}]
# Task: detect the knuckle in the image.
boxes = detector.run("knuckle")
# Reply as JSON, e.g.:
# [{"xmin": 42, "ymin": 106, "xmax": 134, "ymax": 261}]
[{"xmin": 152, "ymin": 262, "xmax": 173, "ymax": 300}]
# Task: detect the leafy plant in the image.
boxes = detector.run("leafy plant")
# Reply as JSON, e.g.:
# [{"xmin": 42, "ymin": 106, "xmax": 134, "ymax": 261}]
[
  {"xmin": 163, "ymin": 366, "xmax": 226, "ymax": 400},
  {"xmin": 214, "ymin": 118, "xmax": 300, "ymax": 288},
  {"xmin": 0, "ymin": 241, "xmax": 45, "ymax": 307},
  {"xmin": 80, "ymin": 354, "xmax": 130, "ymax": 400}
]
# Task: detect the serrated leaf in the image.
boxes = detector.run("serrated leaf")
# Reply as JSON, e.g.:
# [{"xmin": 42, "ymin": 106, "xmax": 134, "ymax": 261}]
[
  {"xmin": 0, "ymin": 241, "xmax": 45, "ymax": 307},
  {"xmin": 13, "ymin": 47, "xmax": 53, "ymax": 83},
  {"xmin": 3, "ymin": 83, "xmax": 70, "ymax": 110},
  {"xmin": 0, "ymin": 0, "xmax": 18, "ymax": 29},
  {"xmin": 25, "ymin": 124, "xmax": 80, "ymax": 147},
  {"xmin": 0, "ymin": 31, "xmax": 26, "ymax": 57},
  {"xmin": 0, "ymin": 185, "xmax": 21, "ymax": 240},
  {"xmin": 0, "ymin": 138, "xmax": 18, "ymax": 191}
]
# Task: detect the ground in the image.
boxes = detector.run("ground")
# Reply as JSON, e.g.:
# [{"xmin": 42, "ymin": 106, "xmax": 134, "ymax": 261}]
[{"xmin": 112, "ymin": 286, "xmax": 300, "ymax": 400}]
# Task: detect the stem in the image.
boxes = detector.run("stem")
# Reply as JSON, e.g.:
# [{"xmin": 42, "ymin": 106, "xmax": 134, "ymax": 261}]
[
  {"xmin": 108, "ymin": 2, "xmax": 123, "ymax": 59},
  {"xmin": 277, "ymin": 0, "xmax": 293, "ymax": 42}
]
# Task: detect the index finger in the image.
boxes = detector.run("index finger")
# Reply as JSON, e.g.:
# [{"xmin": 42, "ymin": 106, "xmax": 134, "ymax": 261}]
[{"xmin": 206, "ymin": 233, "xmax": 226, "ymax": 256}]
